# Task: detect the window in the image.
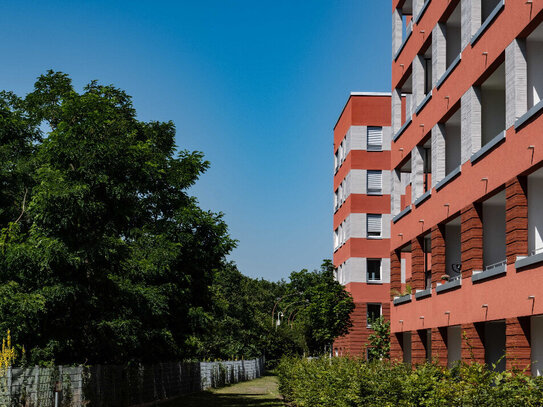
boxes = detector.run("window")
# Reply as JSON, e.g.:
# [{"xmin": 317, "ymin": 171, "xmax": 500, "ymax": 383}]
[
  {"xmin": 367, "ymin": 214, "xmax": 382, "ymax": 238},
  {"xmin": 367, "ymin": 303, "xmax": 382, "ymax": 328},
  {"xmin": 367, "ymin": 127, "xmax": 383, "ymax": 151},
  {"xmin": 367, "ymin": 259, "xmax": 382, "ymax": 282},
  {"xmin": 334, "ymin": 151, "xmax": 339, "ymax": 172},
  {"xmin": 367, "ymin": 170, "xmax": 383, "ymax": 195},
  {"xmin": 334, "ymin": 189, "xmax": 339, "ymax": 211},
  {"xmin": 334, "ymin": 228, "xmax": 339, "ymax": 250}
]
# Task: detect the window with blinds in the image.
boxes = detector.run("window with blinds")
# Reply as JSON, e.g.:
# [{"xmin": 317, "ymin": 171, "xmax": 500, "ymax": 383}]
[
  {"xmin": 367, "ymin": 214, "xmax": 382, "ymax": 238},
  {"xmin": 367, "ymin": 259, "xmax": 381, "ymax": 281},
  {"xmin": 367, "ymin": 170, "xmax": 382, "ymax": 195},
  {"xmin": 367, "ymin": 126, "xmax": 383, "ymax": 151}
]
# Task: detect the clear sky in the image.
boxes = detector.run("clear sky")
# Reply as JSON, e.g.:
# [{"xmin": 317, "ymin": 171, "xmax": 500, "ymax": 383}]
[{"xmin": 1, "ymin": 1, "xmax": 391, "ymax": 282}]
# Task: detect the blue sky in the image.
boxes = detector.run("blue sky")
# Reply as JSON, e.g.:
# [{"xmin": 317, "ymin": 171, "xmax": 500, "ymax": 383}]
[{"xmin": 1, "ymin": 1, "xmax": 391, "ymax": 281}]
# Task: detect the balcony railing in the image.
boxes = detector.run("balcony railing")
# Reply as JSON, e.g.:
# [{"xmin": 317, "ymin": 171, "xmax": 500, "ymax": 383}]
[{"xmin": 472, "ymin": 260, "xmax": 507, "ymax": 283}]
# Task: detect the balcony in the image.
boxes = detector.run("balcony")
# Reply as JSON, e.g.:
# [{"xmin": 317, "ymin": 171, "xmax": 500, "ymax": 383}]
[{"xmin": 472, "ymin": 260, "xmax": 507, "ymax": 283}]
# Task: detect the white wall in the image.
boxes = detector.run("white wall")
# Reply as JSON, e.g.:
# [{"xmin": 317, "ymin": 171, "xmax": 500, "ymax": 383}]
[
  {"xmin": 448, "ymin": 326, "xmax": 462, "ymax": 367},
  {"xmin": 528, "ymin": 170, "xmax": 543, "ymax": 253},
  {"xmin": 527, "ymin": 39, "xmax": 543, "ymax": 109},
  {"xmin": 481, "ymin": 88, "xmax": 505, "ymax": 145},
  {"xmin": 445, "ymin": 122, "xmax": 461, "ymax": 174},
  {"xmin": 403, "ymin": 332, "xmax": 412, "ymax": 364},
  {"xmin": 532, "ymin": 315, "xmax": 543, "ymax": 376},
  {"xmin": 484, "ymin": 321, "xmax": 506, "ymax": 372},
  {"xmin": 347, "ymin": 170, "xmax": 366, "ymax": 195},
  {"xmin": 347, "ymin": 126, "xmax": 367, "ymax": 151},
  {"xmin": 345, "ymin": 214, "xmax": 366, "ymax": 239},
  {"xmin": 483, "ymin": 198, "xmax": 506, "ymax": 267},
  {"xmin": 445, "ymin": 223, "xmax": 461, "ymax": 276}
]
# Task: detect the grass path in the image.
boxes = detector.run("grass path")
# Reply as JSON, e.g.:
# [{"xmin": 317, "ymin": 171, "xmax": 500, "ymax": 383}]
[{"xmin": 163, "ymin": 374, "xmax": 285, "ymax": 407}]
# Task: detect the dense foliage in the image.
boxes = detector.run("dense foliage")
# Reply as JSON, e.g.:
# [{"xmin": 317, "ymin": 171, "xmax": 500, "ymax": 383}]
[
  {"xmin": 0, "ymin": 71, "xmax": 235, "ymax": 364},
  {"xmin": 285, "ymin": 260, "xmax": 354, "ymax": 355},
  {"xmin": 366, "ymin": 316, "xmax": 390, "ymax": 361},
  {"xmin": 277, "ymin": 356, "xmax": 543, "ymax": 407},
  {"xmin": 196, "ymin": 260, "xmax": 354, "ymax": 365}
]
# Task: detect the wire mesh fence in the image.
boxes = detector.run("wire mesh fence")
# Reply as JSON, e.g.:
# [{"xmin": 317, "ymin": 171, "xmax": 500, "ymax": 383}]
[{"xmin": 0, "ymin": 357, "xmax": 265, "ymax": 406}]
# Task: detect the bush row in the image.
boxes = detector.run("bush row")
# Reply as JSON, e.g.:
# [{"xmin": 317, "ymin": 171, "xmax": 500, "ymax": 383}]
[{"xmin": 276, "ymin": 356, "xmax": 543, "ymax": 406}]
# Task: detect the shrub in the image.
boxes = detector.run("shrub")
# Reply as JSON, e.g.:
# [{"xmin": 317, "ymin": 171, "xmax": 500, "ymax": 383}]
[{"xmin": 277, "ymin": 356, "xmax": 543, "ymax": 407}]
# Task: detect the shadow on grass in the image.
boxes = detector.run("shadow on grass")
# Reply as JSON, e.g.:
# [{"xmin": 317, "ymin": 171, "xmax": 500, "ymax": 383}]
[{"xmin": 164, "ymin": 392, "xmax": 284, "ymax": 407}]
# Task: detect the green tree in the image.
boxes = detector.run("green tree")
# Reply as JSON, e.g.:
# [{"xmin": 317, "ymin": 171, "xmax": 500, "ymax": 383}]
[
  {"xmin": 366, "ymin": 316, "xmax": 390, "ymax": 360},
  {"xmin": 286, "ymin": 260, "xmax": 354, "ymax": 355},
  {"xmin": 0, "ymin": 71, "xmax": 236, "ymax": 364}
]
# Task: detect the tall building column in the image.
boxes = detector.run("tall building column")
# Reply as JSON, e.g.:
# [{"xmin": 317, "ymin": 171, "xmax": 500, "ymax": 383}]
[
  {"xmin": 432, "ymin": 327, "xmax": 448, "ymax": 367},
  {"xmin": 431, "ymin": 124, "xmax": 446, "ymax": 188},
  {"xmin": 392, "ymin": 88, "xmax": 402, "ymax": 137},
  {"xmin": 432, "ymin": 23, "xmax": 447, "ymax": 87},
  {"xmin": 412, "ymin": 55, "xmax": 426, "ymax": 113},
  {"xmin": 461, "ymin": 203, "xmax": 483, "ymax": 279},
  {"xmin": 392, "ymin": 8, "xmax": 403, "ymax": 58},
  {"xmin": 412, "ymin": 330, "xmax": 427, "ymax": 366},
  {"xmin": 411, "ymin": 237, "xmax": 425, "ymax": 292},
  {"xmin": 461, "ymin": 0, "xmax": 481, "ymax": 49},
  {"xmin": 412, "ymin": 146, "xmax": 424, "ymax": 203},
  {"xmin": 506, "ymin": 176, "xmax": 528, "ymax": 265},
  {"xmin": 506, "ymin": 317, "xmax": 531, "ymax": 372},
  {"xmin": 461, "ymin": 323, "xmax": 485, "ymax": 364},
  {"xmin": 390, "ymin": 332, "xmax": 404, "ymax": 362},
  {"xmin": 431, "ymin": 225, "xmax": 446, "ymax": 287},
  {"xmin": 390, "ymin": 249, "xmax": 402, "ymax": 300},
  {"xmin": 461, "ymin": 86, "xmax": 482, "ymax": 164},
  {"xmin": 505, "ymin": 38, "xmax": 528, "ymax": 129}
]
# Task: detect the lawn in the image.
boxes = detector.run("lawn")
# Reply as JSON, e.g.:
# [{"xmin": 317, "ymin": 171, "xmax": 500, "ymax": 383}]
[{"xmin": 162, "ymin": 374, "xmax": 285, "ymax": 407}]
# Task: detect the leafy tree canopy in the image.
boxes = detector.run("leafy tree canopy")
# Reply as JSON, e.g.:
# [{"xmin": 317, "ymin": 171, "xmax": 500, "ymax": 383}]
[{"xmin": 0, "ymin": 71, "xmax": 235, "ymax": 364}]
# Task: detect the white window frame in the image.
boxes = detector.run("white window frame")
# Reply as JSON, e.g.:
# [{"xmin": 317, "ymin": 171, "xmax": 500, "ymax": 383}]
[
  {"xmin": 366, "ymin": 303, "xmax": 382, "ymax": 328},
  {"xmin": 367, "ymin": 214, "xmax": 382, "ymax": 238},
  {"xmin": 367, "ymin": 259, "xmax": 382, "ymax": 282},
  {"xmin": 367, "ymin": 126, "xmax": 383, "ymax": 151},
  {"xmin": 367, "ymin": 170, "xmax": 383, "ymax": 195}
]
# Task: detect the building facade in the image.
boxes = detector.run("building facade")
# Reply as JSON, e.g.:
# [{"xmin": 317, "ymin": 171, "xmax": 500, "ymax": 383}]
[
  {"xmin": 388, "ymin": 0, "xmax": 543, "ymax": 374},
  {"xmin": 333, "ymin": 93, "xmax": 393, "ymax": 357}
]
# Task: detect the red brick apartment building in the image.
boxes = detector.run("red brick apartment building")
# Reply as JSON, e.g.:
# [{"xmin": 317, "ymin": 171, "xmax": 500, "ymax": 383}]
[
  {"xmin": 335, "ymin": 0, "xmax": 543, "ymax": 374},
  {"xmin": 333, "ymin": 93, "xmax": 393, "ymax": 357}
]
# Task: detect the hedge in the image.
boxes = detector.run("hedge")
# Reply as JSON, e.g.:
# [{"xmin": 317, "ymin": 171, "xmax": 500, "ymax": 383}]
[{"xmin": 277, "ymin": 356, "xmax": 543, "ymax": 406}]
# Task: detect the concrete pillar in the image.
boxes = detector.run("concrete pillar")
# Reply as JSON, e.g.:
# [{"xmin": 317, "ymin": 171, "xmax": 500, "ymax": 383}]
[
  {"xmin": 432, "ymin": 327, "xmax": 448, "ymax": 367},
  {"xmin": 391, "ymin": 168, "xmax": 401, "ymax": 216},
  {"xmin": 461, "ymin": 323, "xmax": 485, "ymax": 364},
  {"xmin": 506, "ymin": 317, "xmax": 531, "ymax": 372},
  {"xmin": 392, "ymin": 88, "xmax": 402, "ymax": 137},
  {"xmin": 506, "ymin": 39, "xmax": 528, "ymax": 129},
  {"xmin": 412, "ymin": 146, "xmax": 424, "ymax": 203},
  {"xmin": 506, "ymin": 176, "xmax": 528, "ymax": 265},
  {"xmin": 461, "ymin": 0, "xmax": 481, "ymax": 49},
  {"xmin": 461, "ymin": 86, "xmax": 482, "ymax": 164},
  {"xmin": 411, "ymin": 237, "xmax": 425, "ymax": 292},
  {"xmin": 392, "ymin": 9, "xmax": 403, "ymax": 58},
  {"xmin": 412, "ymin": 330, "xmax": 427, "ymax": 366},
  {"xmin": 413, "ymin": 0, "xmax": 424, "ymax": 19},
  {"xmin": 390, "ymin": 250, "xmax": 402, "ymax": 300},
  {"xmin": 413, "ymin": 54, "xmax": 426, "ymax": 111},
  {"xmin": 432, "ymin": 23, "xmax": 447, "ymax": 87},
  {"xmin": 461, "ymin": 203, "xmax": 484, "ymax": 279},
  {"xmin": 390, "ymin": 333, "xmax": 404, "ymax": 362},
  {"xmin": 431, "ymin": 225, "xmax": 446, "ymax": 287},
  {"xmin": 431, "ymin": 123, "xmax": 446, "ymax": 187}
]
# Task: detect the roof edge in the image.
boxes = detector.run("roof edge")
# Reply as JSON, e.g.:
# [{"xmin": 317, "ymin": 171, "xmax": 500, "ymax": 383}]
[{"xmin": 333, "ymin": 91, "xmax": 391, "ymax": 130}]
